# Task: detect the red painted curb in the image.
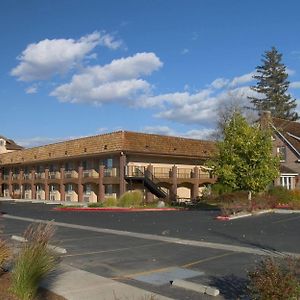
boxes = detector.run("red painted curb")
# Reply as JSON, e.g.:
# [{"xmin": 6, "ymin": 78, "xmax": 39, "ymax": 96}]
[
  {"xmin": 54, "ymin": 207, "xmax": 182, "ymax": 212},
  {"xmin": 215, "ymin": 216, "xmax": 230, "ymax": 221}
]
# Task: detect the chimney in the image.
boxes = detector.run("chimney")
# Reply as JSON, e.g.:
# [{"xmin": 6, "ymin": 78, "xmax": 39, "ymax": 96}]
[{"xmin": 260, "ymin": 111, "xmax": 272, "ymax": 130}]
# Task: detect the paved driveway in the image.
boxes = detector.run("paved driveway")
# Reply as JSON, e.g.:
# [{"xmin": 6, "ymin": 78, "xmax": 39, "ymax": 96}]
[{"xmin": 1, "ymin": 201, "xmax": 300, "ymax": 299}]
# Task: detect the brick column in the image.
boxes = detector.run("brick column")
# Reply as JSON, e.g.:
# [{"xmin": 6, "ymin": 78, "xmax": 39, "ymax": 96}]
[
  {"xmin": 78, "ymin": 165, "xmax": 83, "ymax": 202},
  {"xmin": 60, "ymin": 167, "xmax": 65, "ymax": 201},
  {"xmin": 31, "ymin": 169, "xmax": 36, "ymax": 200},
  {"xmin": 119, "ymin": 153, "xmax": 127, "ymax": 197},
  {"xmin": 192, "ymin": 167, "xmax": 199, "ymax": 200},
  {"xmin": 8, "ymin": 169, "xmax": 13, "ymax": 198},
  {"xmin": 45, "ymin": 168, "xmax": 49, "ymax": 201},
  {"xmin": 146, "ymin": 164, "xmax": 154, "ymax": 203},
  {"xmin": 171, "ymin": 165, "xmax": 177, "ymax": 202},
  {"xmin": 0, "ymin": 169, "xmax": 3, "ymax": 197},
  {"xmin": 19, "ymin": 170, "xmax": 24, "ymax": 199},
  {"xmin": 98, "ymin": 165, "xmax": 105, "ymax": 202}
]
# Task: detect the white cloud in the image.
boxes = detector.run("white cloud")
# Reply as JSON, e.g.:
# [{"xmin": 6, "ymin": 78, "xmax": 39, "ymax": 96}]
[
  {"xmin": 290, "ymin": 81, "xmax": 300, "ymax": 89},
  {"xmin": 142, "ymin": 125, "xmax": 214, "ymax": 140},
  {"xmin": 51, "ymin": 52, "xmax": 163, "ymax": 104},
  {"xmin": 11, "ymin": 31, "xmax": 122, "ymax": 81},
  {"xmin": 210, "ymin": 78, "xmax": 229, "ymax": 89},
  {"xmin": 229, "ymin": 72, "xmax": 255, "ymax": 87},
  {"xmin": 287, "ymin": 68, "xmax": 296, "ymax": 76},
  {"xmin": 25, "ymin": 85, "xmax": 38, "ymax": 94}
]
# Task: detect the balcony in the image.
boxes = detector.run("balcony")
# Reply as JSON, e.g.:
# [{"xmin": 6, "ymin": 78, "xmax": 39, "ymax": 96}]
[
  {"xmin": 153, "ymin": 167, "xmax": 171, "ymax": 178},
  {"xmin": 83, "ymin": 169, "xmax": 99, "ymax": 178},
  {"xmin": 35, "ymin": 172, "xmax": 45, "ymax": 180},
  {"xmin": 177, "ymin": 168, "xmax": 192, "ymax": 179},
  {"xmin": 104, "ymin": 168, "xmax": 117, "ymax": 177},
  {"xmin": 49, "ymin": 171, "xmax": 61, "ymax": 179},
  {"xmin": 12, "ymin": 174, "xmax": 20, "ymax": 180},
  {"xmin": 64, "ymin": 170, "xmax": 78, "ymax": 179},
  {"xmin": 23, "ymin": 173, "xmax": 32, "ymax": 180},
  {"xmin": 3, "ymin": 174, "xmax": 9, "ymax": 180}
]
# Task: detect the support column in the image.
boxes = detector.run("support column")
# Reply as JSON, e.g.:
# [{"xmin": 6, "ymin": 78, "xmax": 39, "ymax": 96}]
[
  {"xmin": 31, "ymin": 168, "xmax": 36, "ymax": 200},
  {"xmin": 8, "ymin": 169, "xmax": 13, "ymax": 198},
  {"xmin": 45, "ymin": 168, "xmax": 49, "ymax": 201},
  {"xmin": 60, "ymin": 167, "xmax": 65, "ymax": 201},
  {"xmin": 0, "ymin": 169, "xmax": 3, "ymax": 197},
  {"xmin": 19, "ymin": 170, "xmax": 24, "ymax": 199},
  {"xmin": 78, "ymin": 165, "xmax": 83, "ymax": 202},
  {"xmin": 171, "ymin": 165, "xmax": 177, "ymax": 202},
  {"xmin": 146, "ymin": 164, "xmax": 154, "ymax": 203},
  {"xmin": 119, "ymin": 153, "xmax": 126, "ymax": 197},
  {"xmin": 192, "ymin": 166, "xmax": 199, "ymax": 200},
  {"xmin": 98, "ymin": 165, "xmax": 105, "ymax": 202}
]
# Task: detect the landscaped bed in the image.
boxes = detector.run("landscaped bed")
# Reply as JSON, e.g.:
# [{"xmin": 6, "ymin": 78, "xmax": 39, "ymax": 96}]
[{"xmin": 0, "ymin": 272, "xmax": 65, "ymax": 300}]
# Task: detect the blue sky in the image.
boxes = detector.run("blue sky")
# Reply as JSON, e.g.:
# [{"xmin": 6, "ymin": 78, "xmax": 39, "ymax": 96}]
[{"xmin": 2, "ymin": 0, "xmax": 300, "ymax": 147}]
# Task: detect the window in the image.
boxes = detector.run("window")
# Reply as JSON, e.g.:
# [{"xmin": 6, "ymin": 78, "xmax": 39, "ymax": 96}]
[
  {"xmin": 277, "ymin": 146, "xmax": 286, "ymax": 162},
  {"xmin": 84, "ymin": 184, "xmax": 92, "ymax": 195},
  {"xmin": 106, "ymin": 158, "xmax": 113, "ymax": 169},
  {"xmin": 105, "ymin": 184, "xmax": 113, "ymax": 195},
  {"xmin": 280, "ymin": 176, "xmax": 294, "ymax": 190},
  {"xmin": 67, "ymin": 184, "xmax": 73, "ymax": 192}
]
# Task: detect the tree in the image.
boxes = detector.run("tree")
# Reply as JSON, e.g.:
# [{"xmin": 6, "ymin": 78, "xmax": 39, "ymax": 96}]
[
  {"xmin": 211, "ymin": 112, "xmax": 279, "ymax": 203},
  {"xmin": 249, "ymin": 47, "xmax": 298, "ymax": 121}
]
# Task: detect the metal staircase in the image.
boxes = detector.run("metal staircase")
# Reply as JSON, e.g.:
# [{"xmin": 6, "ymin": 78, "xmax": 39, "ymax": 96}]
[{"xmin": 124, "ymin": 166, "xmax": 167, "ymax": 199}]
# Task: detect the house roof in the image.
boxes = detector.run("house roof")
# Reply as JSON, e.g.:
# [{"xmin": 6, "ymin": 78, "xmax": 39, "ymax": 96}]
[
  {"xmin": 0, "ymin": 131, "xmax": 216, "ymax": 166},
  {"xmin": 279, "ymin": 165, "xmax": 298, "ymax": 175},
  {"xmin": 271, "ymin": 117, "xmax": 300, "ymax": 157},
  {"xmin": 0, "ymin": 135, "xmax": 23, "ymax": 151}
]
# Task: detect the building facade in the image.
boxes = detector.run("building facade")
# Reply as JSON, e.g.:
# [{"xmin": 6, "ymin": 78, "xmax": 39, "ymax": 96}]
[{"xmin": 0, "ymin": 131, "xmax": 216, "ymax": 202}]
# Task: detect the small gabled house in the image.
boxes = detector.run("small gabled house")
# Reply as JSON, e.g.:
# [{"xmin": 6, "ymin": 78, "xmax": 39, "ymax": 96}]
[
  {"xmin": 261, "ymin": 111, "xmax": 300, "ymax": 190},
  {"xmin": 0, "ymin": 135, "xmax": 23, "ymax": 154}
]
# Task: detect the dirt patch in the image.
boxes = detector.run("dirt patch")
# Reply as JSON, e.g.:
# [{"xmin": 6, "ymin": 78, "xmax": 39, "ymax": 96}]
[{"xmin": 0, "ymin": 272, "xmax": 66, "ymax": 300}]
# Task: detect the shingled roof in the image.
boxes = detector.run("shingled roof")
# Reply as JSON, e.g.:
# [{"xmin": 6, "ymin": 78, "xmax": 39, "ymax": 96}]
[
  {"xmin": 0, "ymin": 135, "xmax": 23, "ymax": 151},
  {"xmin": 0, "ymin": 131, "xmax": 216, "ymax": 165},
  {"xmin": 271, "ymin": 117, "xmax": 300, "ymax": 157}
]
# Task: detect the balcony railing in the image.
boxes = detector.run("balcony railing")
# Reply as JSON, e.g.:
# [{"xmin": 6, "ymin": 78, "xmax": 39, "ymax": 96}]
[
  {"xmin": 153, "ymin": 168, "xmax": 171, "ymax": 178},
  {"xmin": 83, "ymin": 169, "xmax": 99, "ymax": 178},
  {"xmin": 104, "ymin": 168, "xmax": 117, "ymax": 177},
  {"xmin": 49, "ymin": 171, "xmax": 61, "ymax": 179},
  {"xmin": 177, "ymin": 168, "xmax": 192, "ymax": 179},
  {"xmin": 12, "ymin": 174, "xmax": 20, "ymax": 180},
  {"xmin": 3, "ymin": 175, "xmax": 9, "ymax": 180},
  {"xmin": 23, "ymin": 173, "xmax": 31, "ymax": 180},
  {"xmin": 35, "ymin": 172, "xmax": 45, "ymax": 179},
  {"xmin": 64, "ymin": 170, "xmax": 78, "ymax": 179}
]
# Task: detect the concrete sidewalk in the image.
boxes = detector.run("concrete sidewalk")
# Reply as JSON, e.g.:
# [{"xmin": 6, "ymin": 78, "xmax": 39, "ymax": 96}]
[{"xmin": 41, "ymin": 264, "xmax": 173, "ymax": 300}]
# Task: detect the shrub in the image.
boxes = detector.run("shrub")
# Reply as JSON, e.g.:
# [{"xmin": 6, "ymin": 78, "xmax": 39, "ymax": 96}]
[
  {"xmin": 103, "ymin": 197, "xmax": 118, "ymax": 207},
  {"xmin": 0, "ymin": 239, "xmax": 10, "ymax": 272},
  {"xmin": 211, "ymin": 183, "xmax": 233, "ymax": 196},
  {"xmin": 11, "ymin": 223, "xmax": 58, "ymax": 300},
  {"xmin": 88, "ymin": 202, "xmax": 104, "ymax": 208},
  {"xmin": 118, "ymin": 190, "xmax": 143, "ymax": 207},
  {"xmin": 248, "ymin": 257, "xmax": 300, "ymax": 300},
  {"xmin": 268, "ymin": 186, "xmax": 293, "ymax": 204}
]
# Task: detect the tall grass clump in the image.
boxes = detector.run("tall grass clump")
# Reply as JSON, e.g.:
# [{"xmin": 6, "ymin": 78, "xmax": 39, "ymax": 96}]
[
  {"xmin": 11, "ymin": 223, "xmax": 59, "ymax": 300},
  {"xmin": 118, "ymin": 190, "xmax": 143, "ymax": 207},
  {"xmin": 104, "ymin": 197, "xmax": 118, "ymax": 207},
  {"xmin": 248, "ymin": 257, "xmax": 300, "ymax": 300},
  {"xmin": 0, "ymin": 239, "xmax": 10, "ymax": 272}
]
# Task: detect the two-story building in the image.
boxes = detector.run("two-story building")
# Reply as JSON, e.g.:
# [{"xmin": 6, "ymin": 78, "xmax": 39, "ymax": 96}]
[{"xmin": 0, "ymin": 131, "xmax": 216, "ymax": 202}]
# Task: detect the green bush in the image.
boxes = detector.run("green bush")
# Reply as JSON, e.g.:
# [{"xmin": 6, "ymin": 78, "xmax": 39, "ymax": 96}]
[
  {"xmin": 11, "ymin": 223, "xmax": 58, "ymax": 300},
  {"xmin": 268, "ymin": 186, "xmax": 293, "ymax": 204},
  {"xmin": 248, "ymin": 257, "xmax": 300, "ymax": 300},
  {"xmin": 88, "ymin": 202, "xmax": 104, "ymax": 208},
  {"xmin": 211, "ymin": 183, "xmax": 233, "ymax": 195},
  {"xmin": 118, "ymin": 190, "xmax": 143, "ymax": 207},
  {"xmin": 103, "ymin": 197, "xmax": 118, "ymax": 207}
]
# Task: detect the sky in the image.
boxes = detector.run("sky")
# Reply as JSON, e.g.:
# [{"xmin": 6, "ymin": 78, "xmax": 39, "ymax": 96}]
[{"xmin": 2, "ymin": 0, "xmax": 300, "ymax": 147}]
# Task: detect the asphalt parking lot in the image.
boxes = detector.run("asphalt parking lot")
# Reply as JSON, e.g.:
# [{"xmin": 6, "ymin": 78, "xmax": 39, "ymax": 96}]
[{"xmin": 1, "ymin": 201, "xmax": 300, "ymax": 299}]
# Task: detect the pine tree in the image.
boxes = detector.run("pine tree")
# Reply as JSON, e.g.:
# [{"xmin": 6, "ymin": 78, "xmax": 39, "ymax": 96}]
[{"xmin": 249, "ymin": 47, "xmax": 298, "ymax": 121}]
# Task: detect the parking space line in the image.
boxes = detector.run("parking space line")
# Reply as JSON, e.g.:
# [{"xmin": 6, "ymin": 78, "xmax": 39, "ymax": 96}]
[
  {"xmin": 182, "ymin": 252, "xmax": 235, "ymax": 268},
  {"xmin": 4, "ymin": 214, "xmax": 300, "ymax": 258},
  {"xmin": 63, "ymin": 241, "xmax": 166, "ymax": 257}
]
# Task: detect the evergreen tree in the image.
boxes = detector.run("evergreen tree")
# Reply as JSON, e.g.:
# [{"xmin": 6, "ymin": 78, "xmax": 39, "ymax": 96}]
[
  {"xmin": 211, "ymin": 113, "xmax": 279, "ymax": 202},
  {"xmin": 249, "ymin": 47, "xmax": 298, "ymax": 121}
]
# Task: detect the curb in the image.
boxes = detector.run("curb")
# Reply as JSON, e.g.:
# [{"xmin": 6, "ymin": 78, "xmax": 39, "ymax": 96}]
[
  {"xmin": 11, "ymin": 235, "xmax": 67, "ymax": 254},
  {"xmin": 171, "ymin": 279, "xmax": 219, "ymax": 296}
]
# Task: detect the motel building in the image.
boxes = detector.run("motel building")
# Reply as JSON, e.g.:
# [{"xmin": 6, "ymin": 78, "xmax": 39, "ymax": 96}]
[{"xmin": 0, "ymin": 131, "xmax": 216, "ymax": 203}]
